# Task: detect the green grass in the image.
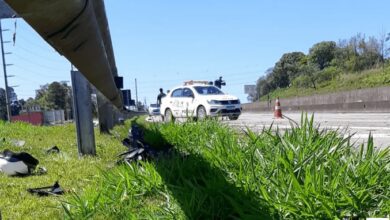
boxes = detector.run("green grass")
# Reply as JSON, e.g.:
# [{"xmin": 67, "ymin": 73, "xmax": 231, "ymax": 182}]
[
  {"xmin": 0, "ymin": 121, "xmax": 128, "ymax": 219},
  {"xmin": 1, "ymin": 117, "xmax": 389, "ymax": 219},
  {"xmin": 62, "ymin": 116, "xmax": 390, "ymax": 219},
  {"xmin": 263, "ymin": 66, "xmax": 390, "ymax": 100}
]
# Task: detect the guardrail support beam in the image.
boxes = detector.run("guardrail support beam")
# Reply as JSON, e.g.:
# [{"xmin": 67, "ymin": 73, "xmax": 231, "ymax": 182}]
[
  {"xmin": 97, "ymin": 92, "xmax": 114, "ymax": 133},
  {"xmin": 71, "ymin": 70, "xmax": 96, "ymax": 156}
]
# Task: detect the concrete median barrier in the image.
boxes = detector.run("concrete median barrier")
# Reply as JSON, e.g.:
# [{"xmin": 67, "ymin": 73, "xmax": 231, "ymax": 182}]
[{"xmin": 243, "ymin": 86, "xmax": 390, "ymax": 113}]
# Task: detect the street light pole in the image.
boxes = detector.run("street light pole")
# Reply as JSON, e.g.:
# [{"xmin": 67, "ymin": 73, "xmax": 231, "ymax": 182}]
[{"xmin": 0, "ymin": 20, "xmax": 11, "ymax": 121}]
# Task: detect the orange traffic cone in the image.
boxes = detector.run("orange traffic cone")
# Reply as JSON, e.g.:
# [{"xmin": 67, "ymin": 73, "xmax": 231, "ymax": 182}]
[{"xmin": 274, "ymin": 97, "xmax": 283, "ymax": 119}]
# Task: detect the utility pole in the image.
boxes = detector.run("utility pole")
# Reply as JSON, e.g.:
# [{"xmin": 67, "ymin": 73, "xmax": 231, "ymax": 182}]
[
  {"xmin": 0, "ymin": 20, "xmax": 11, "ymax": 122},
  {"xmin": 135, "ymin": 78, "xmax": 138, "ymax": 109}
]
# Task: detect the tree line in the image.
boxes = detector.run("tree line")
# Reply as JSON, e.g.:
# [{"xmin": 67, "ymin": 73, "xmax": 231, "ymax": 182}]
[
  {"xmin": 31, "ymin": 81, "xmax": 72, "ymax": 111},
  {"xmin": 256, "ymin": 33, "xmax": 390, "ymax": 100},
  {"xmin": 0, "ymin": 82, "xmax": 72, "ymax": 120}
]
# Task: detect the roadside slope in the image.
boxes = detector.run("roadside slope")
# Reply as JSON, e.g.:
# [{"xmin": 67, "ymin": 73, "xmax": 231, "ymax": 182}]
[{"xmin": 263, "ymin": 66, "xmax": 390, "ymax": 101}]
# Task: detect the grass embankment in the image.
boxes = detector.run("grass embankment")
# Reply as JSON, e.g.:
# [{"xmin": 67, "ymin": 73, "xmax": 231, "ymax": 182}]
[
  {"xmin": 264, "ymin": 66, "xmax": 390, "ymax": 100},
  {"xmin": 63, "ymin": 116, "xmax": 390, "ymax": 219},
  {"xmin": 0, "ymin": 121, "xmax": 128, "ymax": 219}
]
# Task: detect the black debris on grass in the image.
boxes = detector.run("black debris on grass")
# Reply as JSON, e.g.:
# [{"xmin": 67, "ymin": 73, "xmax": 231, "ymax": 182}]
[
  {"xmin": 27, "ymin": 181, "xmax": 64, "ymax": 197},
  {"xmin": 118, "ymin": 124, "xmax": 171, "ymax": 165},
  {"xmin": 46, "ymin": 146, "xmax": 60, "ymax": 154}
]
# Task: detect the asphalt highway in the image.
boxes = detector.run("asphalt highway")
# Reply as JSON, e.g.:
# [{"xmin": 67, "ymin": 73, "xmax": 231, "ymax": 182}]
[{"xmin": 225, "ymin": 112, "xmax": 390, "ymax": 149}]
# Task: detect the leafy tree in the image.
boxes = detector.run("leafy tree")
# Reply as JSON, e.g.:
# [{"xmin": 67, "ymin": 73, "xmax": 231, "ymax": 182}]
[
  {"xmin": 25, "ymin": 97, "xmax": 41, "ymax": 111},
  {"xmin": 25, "ymin": 97, "xmax": 35, "ymax": 107},
  {"xmin": 10, "ymin": 101, "xmax": 21, "ymax": 116},
  {"xmin": 254, "ymin": 33, "xmax": 389, "ymax": 100},
  {"xmin": 255, "ymin": 68, "xmax": 276, "ymax": 100},
  {"xmin": 0, "ymin": 88, "xmax": 6, "ymax": 120},
  {"xmin": 272, "ymin": 52, "xmax": 306, "ymax": 88},
  {"xmin": 34, "ymin": 82, "xmax": 72, "ymax": 111},
  {"xmin": 35, "ymin": 86, "xmax": 47, "ymax": 100},
  {"xmin": 18, "ymin": 99, "xmax": 26, "ymax": 109},
  {"xmin": 332, "ymin": 35, "xmax": 384, "ymax": 71},
  {"xmin": 272, "ymin": 66, "xmax": 289, "ymax": 88},
  {"xmin": 309, "ymin": 41, "xmax": 336, "ymax": 70},
  {"xmin": 316, "ymin": 66, "xmax": 340, "ymax": 84},
  {"xmin": 378, "ymin": 31, "xmax": 387, "ymax": 63},
  {"xmin": 256, "ymin": 77, "xmax": 272, "ymax": 99},
  {"xmin": 331, "ymin": 41, "xmax": 354, "ymax": 71},
  {"xmin": 356, "ymin": 36, "xmax": 382, "ymax": 70},
  {"xmin": 47, "ymin": 82, "xmax": 68, "ymax": 110},
  {"xmin": 292, "ymin": 64, "xmax": 320, "ymax": 89},
  {"xmin": 385, "ymin": 33, "xmax": 390, "ymax": 59}
]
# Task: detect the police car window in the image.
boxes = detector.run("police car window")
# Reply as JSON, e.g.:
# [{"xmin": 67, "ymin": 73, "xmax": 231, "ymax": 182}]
[
  {"xmin": 194, "ymin": 86, "xmax": 224, "ymax": 95},
  {"xmin": 171, "ymin": 88, "xmax": 183, "ymax": 97},
  {"xmin": 183, "ymin": 88, "xmax": 194, "ymax": 97}
]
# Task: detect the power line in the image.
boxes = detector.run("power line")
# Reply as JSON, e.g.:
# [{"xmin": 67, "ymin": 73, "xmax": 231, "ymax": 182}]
[
  {"xmin": 12, "ymin": 64, "xmax": 68, "ymax": 78},
  {"xmin": 132, "ymin": 77, "xmax": 240, "ymax": 86},
  {"xmin": 10, "ymin": 74, "xmax": 43, "ymax": 85},
  {"xmin": 131, "ymin": 77, "xmax": 256, "ymax": 90},
  {"xmin": 11, "ymin": 23, "xmax": 54, "ymax": 51},
  {"xmin": 13, "ymin": 44, "xmax": 65, "ymax": 64},
  {"xmin": 129, "ymin": 70, "xmax": 262, "ymax": 86},
  {"xmin": 16, "ymin": 34, "xmax": 50, "ymax": 50},
  {"xmin": 11, "ymin": 53, "xmax": 65, "ymax": 71},
  {"xmin": 228, "ymin": 81, "xmax": 257, "ymax": 86}
]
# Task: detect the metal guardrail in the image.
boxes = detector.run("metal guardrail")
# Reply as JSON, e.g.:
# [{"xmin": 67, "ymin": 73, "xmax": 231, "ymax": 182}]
[{"xmin": 4, "ymin": 0, "xmax": 123, "ymax": 108}]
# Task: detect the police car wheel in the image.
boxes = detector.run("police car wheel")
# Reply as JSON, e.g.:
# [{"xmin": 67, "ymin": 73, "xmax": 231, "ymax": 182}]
[
  {"xmin": 164, "ymin": 109, "xmax": 175, "ymax": 122},
  {"xmin": 197, "ymin": 106, "xmax": 207, "ymax": 120}
]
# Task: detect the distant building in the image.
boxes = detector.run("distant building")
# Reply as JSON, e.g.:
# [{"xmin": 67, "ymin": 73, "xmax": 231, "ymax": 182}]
[{"xmin": 24, "ymin": 105, "xmax": 41, "ymax": 112}]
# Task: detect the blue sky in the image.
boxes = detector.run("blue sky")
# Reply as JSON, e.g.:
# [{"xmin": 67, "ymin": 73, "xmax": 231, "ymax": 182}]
[{"xmin": 1, "ymin": 0, "xmax": 390, "ymax": 104}]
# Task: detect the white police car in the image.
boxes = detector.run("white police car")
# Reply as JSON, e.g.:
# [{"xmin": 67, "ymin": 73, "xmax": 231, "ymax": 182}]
[{"xmin": 160, "ymin": 81, "xmax": 241, "ymax": 122}]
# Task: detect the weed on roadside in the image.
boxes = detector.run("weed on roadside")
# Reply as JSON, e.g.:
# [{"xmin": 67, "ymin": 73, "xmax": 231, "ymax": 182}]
[{"xmin": 63, "ymin": 115, "xmax": 390, "ymax": 219}]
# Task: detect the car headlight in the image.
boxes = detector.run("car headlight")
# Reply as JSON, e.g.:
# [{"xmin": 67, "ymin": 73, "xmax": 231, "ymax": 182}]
[{"xmin": 207, "ymin": 100, "xmax": 221, "ymax": 104}]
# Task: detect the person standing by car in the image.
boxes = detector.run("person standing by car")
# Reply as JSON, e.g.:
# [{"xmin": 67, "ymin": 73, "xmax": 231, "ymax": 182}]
[
  {"xmin": 214, "ymin": 76, "xmax": 226, "ymax": 89},
  {"xmin": 157, "ymin": 88, "xmax": 166, "ymax": 105}
]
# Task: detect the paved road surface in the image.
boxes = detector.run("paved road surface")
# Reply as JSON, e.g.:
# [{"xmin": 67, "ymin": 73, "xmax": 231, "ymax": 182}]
[{"xmin": 225, "ymin": 112, "xmax": 390, "ymax": 149}]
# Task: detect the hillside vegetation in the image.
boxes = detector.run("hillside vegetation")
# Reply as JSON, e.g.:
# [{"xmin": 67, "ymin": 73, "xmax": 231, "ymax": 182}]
[
  {"xmin": 262, "ymin": 65, "xmax": 390, "ymax": 100},
  {"xmin": 256, "ymin": 33, "xmax": 390, "ymax": 100}
]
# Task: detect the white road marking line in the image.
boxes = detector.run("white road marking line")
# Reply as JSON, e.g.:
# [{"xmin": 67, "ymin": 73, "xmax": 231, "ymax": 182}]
[
  {"xmin": 229, "ymin": 123, "xmax": 390, "ymax": 131},
  {"xmin": 323, "ymin": 126, "xmax": 390, "ymax": 130},
  {"xmin": 347, "ymin": 134, "xmax": 390, "ymax": 139}
]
